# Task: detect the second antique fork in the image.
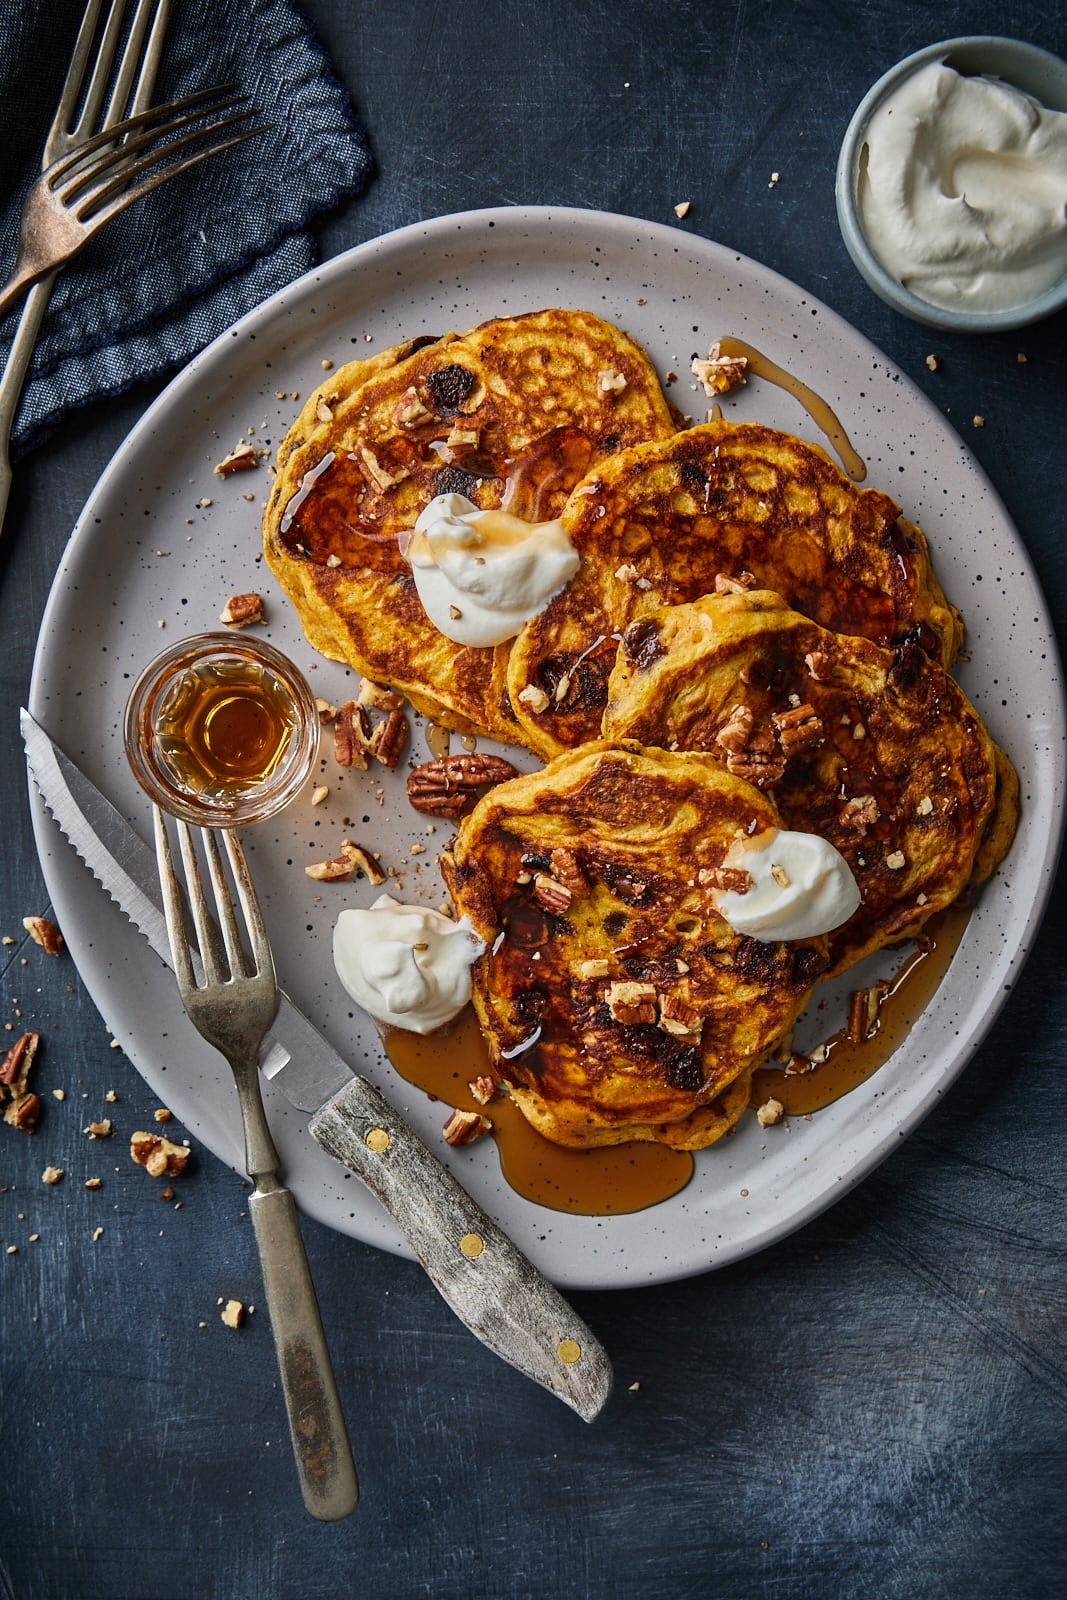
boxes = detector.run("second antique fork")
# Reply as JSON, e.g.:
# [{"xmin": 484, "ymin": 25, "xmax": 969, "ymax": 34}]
[
  {"xmin": 0, "ymin": 86, "xmax": 261, "ymax": 322},
  {"xmin": 0, "ymin": 0, "xmax": 170, "ymax": 535},
  {"xmin": 153, "ymin": 807, "xmax": 359, "ymax": 1522}
]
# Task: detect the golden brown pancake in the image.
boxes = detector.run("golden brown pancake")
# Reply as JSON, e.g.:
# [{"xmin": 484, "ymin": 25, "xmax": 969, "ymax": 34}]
[
  {"xmin": 441, "ymin": 742, "xmax": 828, "ymax": 1149},
  {"xmin": 262, "ymin": 310, "xmax": 676, "ymax": 739},
  {"xmin": 506, "ymin": 419, "xmax": 963, "ymax": 758},
  {"xmin": 603, "ymin": 590, "xmax": 1018, "ymax": 974}
]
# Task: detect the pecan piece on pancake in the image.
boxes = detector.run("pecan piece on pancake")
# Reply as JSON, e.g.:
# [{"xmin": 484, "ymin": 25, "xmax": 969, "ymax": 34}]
[
  {"xmin": 714, "ymin": 703, "xmax": 754, "ymax": 754},
  {"xmin": 605, "ymin": 980, "xmax": 658, "ymax": 1026},
  {"xmin": 533, "ymin": 874, "xmax": 572, "ymax": 914},
  {"xmin": 549, "ymin": 848, "xmax": 589, "ymax": 898},
  {"xmin": 724, "ymin": 745, "xmax": 785, "ymax": 787},
  {"xmin": 407, "ymin": 753, "xmax": 519, "ymax": 818},
  {"xmin": 773, "ymin": 702, "xmax": 823, "ymax": 756}
]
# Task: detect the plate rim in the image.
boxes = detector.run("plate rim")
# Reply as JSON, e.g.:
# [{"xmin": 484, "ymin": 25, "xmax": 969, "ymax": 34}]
[{"xmin": 27, "ymin": 203, "xmax": 1067, "ymax": 1289}]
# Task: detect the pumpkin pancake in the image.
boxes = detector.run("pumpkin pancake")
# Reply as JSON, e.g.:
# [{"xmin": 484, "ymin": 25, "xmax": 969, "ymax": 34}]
[
  {"xmin": 440, "ymin": 742, "xmax": 828, "ymax": 1149},
  {"xmin": 603, "ymin": 590, "xmax": 1018, "ymax": 975},
  {"xmin": 507, "ymin": 419, "xmax": 963, "ymax": 758},
  {"xmin": 262, "ymin": 310, "xmax": 676, "ymax": 739}
]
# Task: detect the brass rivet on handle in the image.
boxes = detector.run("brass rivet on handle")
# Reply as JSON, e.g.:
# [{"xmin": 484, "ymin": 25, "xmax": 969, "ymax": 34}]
[
  {"xmin": 556, "ymin": 1338, "xmax": 582, "ymax": 1365},
  {"xmin": 365, "ymin": 1127, "xmax": 390, "ymax": 1152},
  {"xmin": 459, "ymin": 1232, "xmax": 484, "ymax": 1258}
]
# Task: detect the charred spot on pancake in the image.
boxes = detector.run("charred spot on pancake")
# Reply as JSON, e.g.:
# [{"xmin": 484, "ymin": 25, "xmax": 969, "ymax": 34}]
[
  {"xmin": 600, "ymin": 433, "xmax": 621, "ymax": 452},
  {"xmin": 888, "ymin": 638, "xmax": 928, "ymax": 692},
  {"xmin": 426, "ymin": 364, "xmax": 476, "ymax": 414},
  {"xmin": 732, "ymin": 936, "xmax": 785, "ymax": 983},
  {"xmin": 790, "ymin": 945, "xmax": 829, "ymax": 986},
  {"xmin": 537, "ymin": 652, "xmax": 611, "ymax": 712},
  {"xmin": 662, "ymin": 1046, "xmax": 706, "ymax": 1093},
  {"xmin": 502, "ymin": 902, "xmax": 549, "ymax": 949},
  {"xmin": 432, "ymin": 464, "xmax": 479, "ymax": 498},
  {"xmin": 603, "ymin": 910, "xmax": 628, "ymax": 938},
  {"xmin": 622, "ymin": 619, "xmax": 667, "ymax": 671}
]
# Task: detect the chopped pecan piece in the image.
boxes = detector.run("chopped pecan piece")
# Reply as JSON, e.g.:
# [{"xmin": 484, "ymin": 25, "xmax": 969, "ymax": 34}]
[
  {"xmin": 597, "ymin": 368, "xmax": 627, "ymax": 394},
  {"xmin": 577, "ymin": 958, "xmax": 611, "ymax": 980},
  {"xmin": 407, "ymin": 753, "xmax": 518, "ymax": 817},
  {"xmin": 22, "ymin": 915, "xmax": 62, "ymax": 954},
  {"xmin": 357, "ymin": 678, "xmax": 404, "ymax": 712},
  {"xmin": 606, "ymin": 980, "xmax": 658, "ymax": 1026},
  {"xmin": 86, "ymin": 1119, "xmax": 113, "ymax": 1139},
  {"xmin": 714, "ymin": 703, "xmax": 754, "ymax": 754},
  {"xmin": 442, "ymin": 1107, "xmax": 492, "ymax": 1146},
  {"xmin": 5, "ymin": 1093, "xmax": 41, "ymax": 1132},
  {"xmin": 847, "ymin": 982, "xmax": 890, "ymax": 1044},
  {"xmin": 315, "ymin": 396, "xmax": 334, "ymax": 423},
  {"xmin": 803, "ymin": 651, "xmax": 831, "ymax": 681},
  {"xmin": 756, "ymin": 1097, "xmax": 785, "ymax": 1128},
  {"xmin": 691, "ymin": 342, "xmax": 748, "ymax": 396},
  {"xmin": 334, "ymin": 700, "xmax": 372, "ymax": 769},
  {"xmin": 533, "ymin": 874, "xmax": 572, "ymax": 914},
  {"xmin": 784, "ymin": 1051, "xmax": 814, "ymax": 1075},
  {"xmin": 701, "ymin": 865, "xmax": 752, "ymax": 894},
  {"xmin": 130, "ymin": 1130, "xmax": 190, "ymax": 1178},
  {"xmin": 658, "ymin": 993, "xmax": 703, "ymax": 1038},
  {"xmin": 713, "ymin": 571, "xmax": 755, "ymax": 594},
  {"xmin": 42, "ymin": 1165, "xmax": 64, "ymax": 1185},
  {"xmin": 214, "ymin": 442, "xmax": 258, "ymax": 476},
  {"xmin": 549, "ymin": 848, "xmax": 588, "ymax": 898},
  {"xmin": 839, "ymin": 794, "xmax": 879, "ymax": 832},
  {"xmin": 305, "ymin": 839, "xmax": 383, "ymax": 884},
  {"xmin": 517, "ymin": 683, "xmax": 550, "ymax": 714},
  {"xmin": 221, "ymin": 1299, "xmax": 244, "ymax": 1329},
  {"xmin": 359, "ymin": 445, "xmax": 408, "ymax": 493},
  {"xmin": 773, "ymin": 702, "xmax": 823, "ymax": 755},
  {"xmin": 468, "ymin": 1076, "xmax": 497, "ymax": 1106},
  {"xmin": 0, "ymin": 1030, "xmax": 39, "ymax": 1091},
  {"xmin": 724, "ymin": 746, "xmax": 785, "ymax": 787},
  {"xmin": 219, "ymin": 592, "xmax": 265, "ymax": 628},
  {"xmin": 315, "ymin": 696, "xmax": 338, "ymax": 725},
  {"xmin": 369, "ymin": 706, "xmax": 408, "ymax": 768}
]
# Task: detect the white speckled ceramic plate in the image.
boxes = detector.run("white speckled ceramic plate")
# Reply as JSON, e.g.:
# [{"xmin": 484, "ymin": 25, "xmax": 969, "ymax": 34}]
[{"xmin": 27, "ymin": 207, "xmax": 1065, "ymax": 1289}]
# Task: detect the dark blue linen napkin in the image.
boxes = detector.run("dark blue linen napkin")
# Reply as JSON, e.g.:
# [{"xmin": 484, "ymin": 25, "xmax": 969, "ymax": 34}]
[{"xmin": 0, "ymin": 0, "xmax": 373, "ymax": 456}]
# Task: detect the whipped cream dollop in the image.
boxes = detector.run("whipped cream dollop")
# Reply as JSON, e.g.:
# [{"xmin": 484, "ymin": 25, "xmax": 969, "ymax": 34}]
[
  {"xmin": 333, "ymin": 894, "xmax": 485, "ymax": 1034},
  {"xmin": 712, "ymin": 829, "xmax": 860, "ymax": 942},
  {"xmin": 403, "ymin": 493, "xmax": 580, "ymax": 647},
  {"xmin": 858, "ymin": 61, "xmax": 1067, "ymax": 313}
]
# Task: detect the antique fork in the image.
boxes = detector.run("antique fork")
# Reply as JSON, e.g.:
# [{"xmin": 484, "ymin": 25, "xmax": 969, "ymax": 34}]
[
  {"xmin": 0, "ymin": 0, "xmax": 169, "ymax": 536},
  {"xmin": 153, "ymin": 807, "xmax": 359, "ymax": 1522},
  {"xmin": 0, "ymin": 85, "xmax": 260, "ymax": 323}
]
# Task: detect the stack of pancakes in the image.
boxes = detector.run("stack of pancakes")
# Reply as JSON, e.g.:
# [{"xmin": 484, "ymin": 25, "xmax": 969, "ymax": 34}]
[{"xmin": 264, "ymin": 309, "xmax": 1019, "ymax": 1152}]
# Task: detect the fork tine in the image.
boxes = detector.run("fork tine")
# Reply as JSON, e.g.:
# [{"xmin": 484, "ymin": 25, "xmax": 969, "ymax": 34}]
[
  {"xmin": 200, "ymin": 828, "xmax": 251, "ymax": 981},
  {"xmin": 47, "ymin": 83, "xmax": 243, "ymax": 186},
  {"xmin": 106, "ymin": 0, "xmax": 168, "ymax": 123},
  {"xmin": 77, "ymin": 124, "xmax": 265, "ymax": 228},
  {"xmin": 174, "ymin": 819, "xmax": 224, "ymax": 986},
  {"xmin": 68, "ymin": 0, "xmax": 129, "ymax": 141},
  {"xmin": 56, "ymin": 92, "xmax": 252, "ymax": 208},
  {"xmin": 48, "ymin": 0, "xmax": 107, "ymax": 157},
  {"xmin": 220, "ymin": 831, "xmax": 276, "ymax": 983},
  {"xmin": 153, "ymin": 805, "xmax": 196, "ymax": 992}
]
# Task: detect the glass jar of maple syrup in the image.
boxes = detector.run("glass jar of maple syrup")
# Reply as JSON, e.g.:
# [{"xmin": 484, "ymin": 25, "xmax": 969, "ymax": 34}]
[{"xmin": 124, "ymin": 632, "xmax": 319, "ymax": 826}]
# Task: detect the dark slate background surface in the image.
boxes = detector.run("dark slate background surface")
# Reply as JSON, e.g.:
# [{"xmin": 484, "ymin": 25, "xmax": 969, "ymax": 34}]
[{"xmin": 1, "ymin": 2, "xmax": 1064, "ymax": 1597}]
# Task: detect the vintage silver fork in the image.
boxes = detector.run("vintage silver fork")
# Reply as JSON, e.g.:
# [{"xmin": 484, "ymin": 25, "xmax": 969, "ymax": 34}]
[
  {"xmin": 0, "ymin": 0, "xmax": 169, "ymax": 536},
  {"xmin": 153, "ymin": 807, "xmax": 359, "ymax": 1522},
  {"xmin": 0, "ymin": 85, "xmax": 260, "ymax": 323}
]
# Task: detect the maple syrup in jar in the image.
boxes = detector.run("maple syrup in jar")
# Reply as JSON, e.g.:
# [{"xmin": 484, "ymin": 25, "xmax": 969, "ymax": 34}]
[{"xmin": 124, "ymin": 632, "xmax": 318, "ymax": 826}]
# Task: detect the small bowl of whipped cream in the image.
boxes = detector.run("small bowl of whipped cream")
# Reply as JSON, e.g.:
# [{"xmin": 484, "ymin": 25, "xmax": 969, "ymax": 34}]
[{"xmin": 836, "ymin": 37, "xmax": 1067, "ymax": 330}]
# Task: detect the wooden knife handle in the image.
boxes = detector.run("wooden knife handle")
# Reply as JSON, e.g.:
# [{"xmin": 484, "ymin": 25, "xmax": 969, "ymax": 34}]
[{"xmin": 309, "ymin": 1075, "xmax": 613, "ymax": 1422}]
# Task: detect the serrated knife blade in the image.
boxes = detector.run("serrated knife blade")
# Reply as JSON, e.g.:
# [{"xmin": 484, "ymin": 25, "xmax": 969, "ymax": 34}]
[{"xmin": 21, "ymin": 707, "xmax": 613, "ymax": 1421}]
